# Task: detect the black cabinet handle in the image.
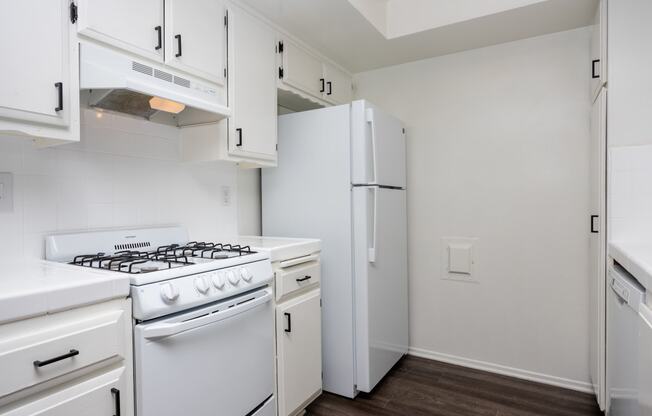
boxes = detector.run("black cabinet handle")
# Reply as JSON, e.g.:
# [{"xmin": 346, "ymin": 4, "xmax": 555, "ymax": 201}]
[
  {"xmin": 320, "ymin": 78, "xmax": 325, "ymax": 93},
  {"xmin": 34, "ymin": 349, "xmax": 79, "ymax": 368},
  {"xmin": 591, "ymin": 215, "xmax": 599, "ymax": 233},
  {"xmin": 296, "ymin": 275, "xmax": 312, "ymax": 282},
  {"xmin": 154, "ymin": 26, "xmax": 162, "ymax": 50},
  {"xmin": 111, "ymin": 388, "xmax": 121, "ymax": 416},
  {"xmin": 284, "ymin": 312, "xmax": 292, "ymax": 333},
  {"xmin": 175, "ymin": 34, "xmax": 182, "ymax": 57},
  {"xmin": 54, "ymin": 82, "xmax": 63, "ymax": 112},
  {"xmin": 236, "ymin": 128, "xmax": 243, "ymax": 147},
  {"xmin": 592, "ymin": 59, "xmax": 600, "ymax": 79},
  {"xmin": 327, "ymin": 81, "xmax": 332, "ymax": 96}
]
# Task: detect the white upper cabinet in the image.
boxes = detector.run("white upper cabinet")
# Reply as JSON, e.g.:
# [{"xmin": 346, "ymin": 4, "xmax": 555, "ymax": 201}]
[
  {"xmin": 228, "ymin": 6, "xmax": 277, "ymax": 161},
  {"xmin": 323, "ymin": 62, "xmax": 353, "ymax": 105},
  {"xmin": 591, "ymin": 0, "xmax": 607, "ymax": 100},
  {"xmin": 77, "ymin": 0, "xmax": 165, "ymax": 62},
  {"xmin": 0, "ymin": 0, "xmax": 79, "ymax": 144},
  {"xmin": 280, "ymin": 40, "xmax": 326, "ymax": 99},
  {"xmin": 165, "ymin": 0, "xmax": 227, "ymax": 85}
]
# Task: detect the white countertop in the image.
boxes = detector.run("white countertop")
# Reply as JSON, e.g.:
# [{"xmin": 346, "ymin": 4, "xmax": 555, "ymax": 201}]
[
  {"xmin": 237, "ymin": 236, "xmax": 321, "ymax": 263},
  {"xmin": 609, "ymin": 241, "xmax": 652, "ymax": 291},
  {"xmin": 0, "ymin": 261, "xmax": 131, "ymax": 324}
]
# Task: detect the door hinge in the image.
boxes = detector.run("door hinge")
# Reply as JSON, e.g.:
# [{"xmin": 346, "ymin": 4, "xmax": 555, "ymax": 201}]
[
  {"xmin": 224, "ymin": 13, "xmax": 228, "ymax": 27},
  {"xmin": 278, "ymin": 67, "xmax": 284, "ymax": 79},
  {"xmin": 224, "ymin": 67, "xmax": 227, "ymax": 78},
  {"xmin": 320, "ymin": 299, "xmax": 322, "ymax": 307},
  {"xmin": 278, "ymin": 41, "xmax": 284, "ymax": 53},
  {"xmin": 69, "ymin": 2, "xmax": 78, "ymax": 24}
]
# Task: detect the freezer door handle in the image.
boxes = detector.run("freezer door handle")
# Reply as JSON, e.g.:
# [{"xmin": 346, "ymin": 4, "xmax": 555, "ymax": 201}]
[
  {"xmin": 366, "ymin": 108, "xmax": 378, "ymax": 185},
  {"xmin": 368, "ymin": 187, "xmax": 378, "ymax": 263}
]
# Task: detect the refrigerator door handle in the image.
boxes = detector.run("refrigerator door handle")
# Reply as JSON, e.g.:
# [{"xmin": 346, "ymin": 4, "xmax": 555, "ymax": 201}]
[
  {"xmin": 366, "ymin": 108, "xmax": 378, "ymax": 185},
  {"xmin": 368, "ymin": 187, "xmax": 378, "ymax": 263}
]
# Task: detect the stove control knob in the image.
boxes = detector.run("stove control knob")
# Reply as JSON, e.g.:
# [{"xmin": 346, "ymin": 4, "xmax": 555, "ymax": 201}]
[
  {"xmin": 227, "ymin": 270, "xmax": 240, "ymax": 285},
  {"xmin": 212, "ymin": 272, "xmax": 226, "ymax": 290},
  {"xmin": 160, "ymin": 282, "xmax": 180, "ymax": 302},
  {"xmin": 240, "ymin": 267, "xmax": 253, "ymax": 282},
  {"xmin": 194, "ymin": 276, "xmax": 210, "ymax": 294}
]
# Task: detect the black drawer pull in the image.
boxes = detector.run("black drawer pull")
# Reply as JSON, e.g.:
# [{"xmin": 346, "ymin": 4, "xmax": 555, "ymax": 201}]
[
  {"xmin": 327, "ymin": 81, "xmax": 332, "ymax": 96},
  {"xmin": 284, "ymin": 312, "xmax": 292, "ymax": 333},
  {"xmin": 296, "ymin": 275, "xmax": 312, "ymax": 282},
  {"xmin": 591, "ymin": 215, "xmax": 599, "ymax": 233},
  {"xmin": 54, "ymin": 82, "xmax": 63, "ymax": 112},
  {"xmin": 175, "ymin": 34, "xmax": 182, "ymax": 57},
  {"xmin": 111, "ymin": 388, "xmax": 121, "ymax": 416},
  {"xmin": 154, "ymin": 26, "xmax": 162, "ymax": 50},
  {"xmin": 33, "ymin": 349, "xmax": 79, "ymax": 368},
  {"xmin": 592, "ymin": 59, "xmax": 600, "ymax": 79},
  {"xmin": 320, "ymin": 78, "xmax": 325, "ymax": 93}
]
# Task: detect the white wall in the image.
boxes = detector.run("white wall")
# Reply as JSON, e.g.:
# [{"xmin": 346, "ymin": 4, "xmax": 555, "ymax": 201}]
[
  {"xmin": 0, "ymin": 109, "xmax": 250, "ymax": 261},
  {"xmin": 354, "ymin": 27, "xmax": 593, "ymax": 389}
]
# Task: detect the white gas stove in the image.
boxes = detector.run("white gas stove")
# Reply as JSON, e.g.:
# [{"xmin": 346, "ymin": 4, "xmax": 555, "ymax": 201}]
[{"xmin": 45, "ymin": 227, "xmax": 276, "ymax": 416}]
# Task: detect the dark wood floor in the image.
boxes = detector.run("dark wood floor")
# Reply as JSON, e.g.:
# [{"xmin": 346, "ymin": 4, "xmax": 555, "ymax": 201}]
[{"xmin": 306, "ymin": 356, "xmax": 602, "ymax": 416}]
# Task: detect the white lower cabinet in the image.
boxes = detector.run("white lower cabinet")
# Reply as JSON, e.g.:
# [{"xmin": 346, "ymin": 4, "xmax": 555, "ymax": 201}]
[
  {"xmin": 2, "ymin": 366, "xmax": 129, "ymax": 416},
  {"xmin": 0, "ymin": 299, "xmax": 133, "ymax": 416},
  {"xmin": 276, "ymin": 289, "xmax": 322, "ymax": 416}
]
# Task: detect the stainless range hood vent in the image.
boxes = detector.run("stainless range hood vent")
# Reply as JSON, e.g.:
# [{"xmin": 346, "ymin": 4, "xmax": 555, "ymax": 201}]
[{"xmin": 80, "ymin": 43, "xmax": 230, "ymax": 127}]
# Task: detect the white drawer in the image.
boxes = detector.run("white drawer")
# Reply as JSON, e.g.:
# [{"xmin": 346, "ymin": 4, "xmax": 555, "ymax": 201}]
[
  {"xmin": 0, "ymin": 300, "xmax": 129, "ymax": 399},
  {"xmin": 275, "ymin": 261, "xmax": 320, "ymax": 301}
]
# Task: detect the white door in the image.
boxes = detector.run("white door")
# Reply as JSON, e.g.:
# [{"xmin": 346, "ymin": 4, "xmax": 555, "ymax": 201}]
[
  {"xmin": 0, "ymin": 0, "xmax": 76, "ymax": 132},
  {"xmin": 2, "ymin": 366, "xmax": 131, "ymax": 416},
  {"xmin": 165, "ymin": 0, "xmax": 227, "ymax": 85},
  {"xmin": 228, "ymin": 7, "xmax": 277, "ymax": 161},
  {"xmin": 276, "ymin": 290, "xmax": 322, "ymax": 416},
  {"xmin": 639, "ymin": 304, "xmax": 652, "ymax": 415},
  {"xmin": 323, "ymin": 63, "xmax": 352, "ymax": 105},
  {"xmin": 591, "ymin": 0, "xmax": 607, "ymax": 101},
  {"xmin": 280, "ymin": 40, "xmax": 324, "ymax": 99},
  {"xmin": 135, "ymin": 289, "xmax": 274, "ymax": 416},
  {"xmin": 76, "ymin": 0, "xmax": 164, "ymax": 62},
  {"xmin": 351, "ymin": 101, "xmax": 407, "ymax": 188},
  {"xmin": 352, "ymin": 186, "xmax": 408, "ymax": 393},
  {"xmin": 589, "ymin": 87, "xmax": 607, "ymax": 409}
]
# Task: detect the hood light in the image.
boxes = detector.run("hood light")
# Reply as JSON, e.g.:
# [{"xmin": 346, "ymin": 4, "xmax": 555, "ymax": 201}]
[{"xmin": 149, "ymin": 97, "xmax": 186, "ymax": 114}]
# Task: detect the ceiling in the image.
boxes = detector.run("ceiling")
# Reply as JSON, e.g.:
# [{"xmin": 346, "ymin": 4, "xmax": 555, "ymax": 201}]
[{"xmin": 240, "ymin": 0, "xmax": 598, "ymax": 73}]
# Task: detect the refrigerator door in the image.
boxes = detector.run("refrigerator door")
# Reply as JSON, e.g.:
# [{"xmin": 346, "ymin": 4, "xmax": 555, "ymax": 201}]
[
  {"xmin": 351, "ymin": 100, "xmax": 406, "ymax": 188},
  {"xmin": 352, "ymin": 186, "xmax": 408, "ymax": 393}
]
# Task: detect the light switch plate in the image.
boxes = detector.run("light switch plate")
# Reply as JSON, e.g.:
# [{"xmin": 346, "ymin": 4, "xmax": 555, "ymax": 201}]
[{"xmin": 0, "ymin": 173, "xmax": 14, "ymax": 213}]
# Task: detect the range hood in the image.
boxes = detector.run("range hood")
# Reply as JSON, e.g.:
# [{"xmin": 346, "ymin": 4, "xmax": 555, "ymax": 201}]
[{"xmin": 80, "ymin": 43, "xmax": 230, "ymax": 127}]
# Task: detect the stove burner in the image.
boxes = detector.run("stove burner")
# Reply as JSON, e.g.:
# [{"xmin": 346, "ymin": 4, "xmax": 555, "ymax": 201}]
[{"xmin": 69, "ymin": 241, "xmax": 256, "ymax": 274}]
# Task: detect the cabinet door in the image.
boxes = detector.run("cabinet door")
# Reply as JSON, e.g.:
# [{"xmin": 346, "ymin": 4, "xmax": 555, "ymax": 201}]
[
  {"xmin": 281, "ymin": 40, "xmax": 324, "ymax": 99},
  {"xmin": 0, "ymin": 0, "xmax": 78, "ymax": 135},
  {"xmin": 590, "ymin": 0, "xmax": 607, "ymax": 100},
  {"xmin": 77, "ymin": 0, "xmax": 164, "ymax": 62},
  {"xmin": 228, "ymin": 7, "xmax": 277, "ymax": 161},
  {"xmin": 276, "ymin": 290, "xmax": 322, "ymax": 416},
  {"xmin": 165, "ymin": 0, "xmax": 227, "ymax": 85},
  {"xmin": 323, "ymin": 63, "xmax": 352, "ymax": 105},
  {"xmin": 2, "ymin": 366, "xmax": 132, "ymax": 416}
]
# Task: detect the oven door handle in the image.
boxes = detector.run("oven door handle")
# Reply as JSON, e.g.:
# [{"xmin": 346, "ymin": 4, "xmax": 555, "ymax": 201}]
[{"xmin": 142, "ymin": 291, "xmax": 272, "ymax": 340}]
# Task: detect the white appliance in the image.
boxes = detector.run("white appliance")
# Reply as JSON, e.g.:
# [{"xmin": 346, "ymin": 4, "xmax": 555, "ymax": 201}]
[
  {"xmin": 639, "ymin": 300, "xmax": 652, "ymax": 415},
  {"xmin": 607, "ymin": 264, "xmax": 645, "ymax": 415},
  {"xmin": 80, "ymin": 42, "xmax": 230, "ymax": 126},
  {"xmin": 45, "ymin": 227, "xmax": 275, "ymax": 416},
  {"xmin": 262, "ymin": 100, "xmax": 408, "ymax": 398}
]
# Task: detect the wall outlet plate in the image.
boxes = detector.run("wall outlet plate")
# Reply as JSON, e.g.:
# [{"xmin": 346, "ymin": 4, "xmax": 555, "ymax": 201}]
[
  {"xmin": 0, "ymin": 173, "xmax": 14, "ymax": 213},
  {"xmin": 441, "ymin": 237, "xmax": 479, "ymax": 283}
]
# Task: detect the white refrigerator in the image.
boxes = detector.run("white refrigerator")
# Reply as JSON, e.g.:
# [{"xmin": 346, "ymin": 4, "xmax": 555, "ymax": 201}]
[{"xmin": 262, "ymin": 100, "xmax": 408, "ymax": 398}]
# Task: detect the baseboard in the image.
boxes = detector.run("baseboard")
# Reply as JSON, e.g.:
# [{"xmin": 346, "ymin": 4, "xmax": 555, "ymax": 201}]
[{"xmin": 407, "ymin": 347, "xmax": 594, "ymax": 394}]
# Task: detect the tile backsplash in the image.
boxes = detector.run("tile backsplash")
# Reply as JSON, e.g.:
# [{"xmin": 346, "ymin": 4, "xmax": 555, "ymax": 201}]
[
  {"xmin": 609, "ymin": 144, "xmax": 652, "ymax": 242},
  {"xmin": 0, "ymin": 109, "xmax": 241, "ymax": 261}
]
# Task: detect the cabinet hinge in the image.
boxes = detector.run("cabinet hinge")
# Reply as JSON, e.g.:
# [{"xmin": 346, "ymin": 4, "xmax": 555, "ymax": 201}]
[
  {"xmin": 278, "ymin": 41, "xmax": 284, "ymax": 53},
  {"xmin": 278, "ymin": 67, "xmax": 284, "ymax": 79},
  {"xmin": 69, "ymin": 2, "xmax": 78, "ymax": 24}
]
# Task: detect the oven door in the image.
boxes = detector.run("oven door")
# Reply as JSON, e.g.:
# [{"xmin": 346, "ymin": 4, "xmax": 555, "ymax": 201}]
[{"xmin": 134, "ymin": 288, "xmax": 274, "ymax": 416}]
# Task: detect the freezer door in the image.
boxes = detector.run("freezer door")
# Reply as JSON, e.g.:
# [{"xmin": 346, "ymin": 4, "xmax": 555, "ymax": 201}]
[
  {"xmin": 351, "ymin": 100, "xmax": 406, "ymax": 188},
  {"xmin": 352, "ymin": 186, "xmax": 408, "ymax": 392}
]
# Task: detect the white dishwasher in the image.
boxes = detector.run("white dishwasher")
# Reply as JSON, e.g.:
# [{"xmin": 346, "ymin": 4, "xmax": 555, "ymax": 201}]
[{"xmin": 607, "ymin": 264, "xmax": 645, "ymax": 416}]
